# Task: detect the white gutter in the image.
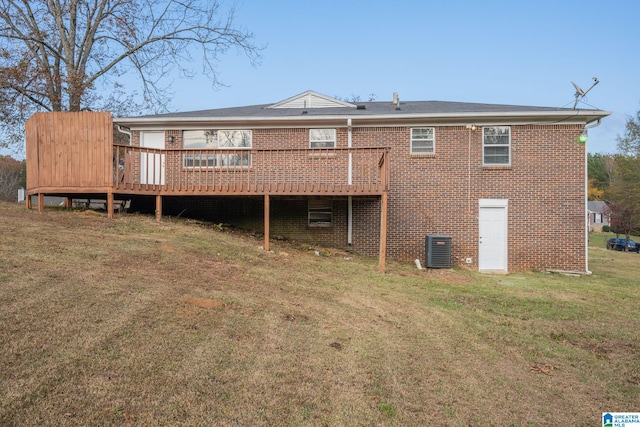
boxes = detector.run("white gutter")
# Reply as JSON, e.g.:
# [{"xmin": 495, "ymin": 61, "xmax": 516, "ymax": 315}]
[
  {"xmin": 115, "ymin": 109, "xmax": 612, "ymax": 126},
  {"xmin": 116, "ymin": 125, "xmax": 132, "ymax": 144},
  {"xmin": 347, "ymin": 118, "xmax": 353, "ymax": 184},
  {"xmin": 584, "ymin": 118, "xmax": 602, "ymax": 132},
  {"xmin": 348, "ymin": 118, "xmax": 353, "ymax": 246},
  {"xmin": 584, "ymin": 118, "xmax": 602, "ymax": 275}
]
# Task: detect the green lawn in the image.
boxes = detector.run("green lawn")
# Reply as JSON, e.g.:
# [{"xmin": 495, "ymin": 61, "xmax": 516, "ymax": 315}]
[{"xmin": 0, "ymin": 202, "xmax": 638, "ymax": 426}]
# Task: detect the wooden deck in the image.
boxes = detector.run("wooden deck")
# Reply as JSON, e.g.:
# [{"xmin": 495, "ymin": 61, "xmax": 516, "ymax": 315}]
[
  {"xmin": 112, "ymin": 145, "xmax": 389, "ymax": 196},
  {"xmin": 25, "ymin": 112, "xmax": 391, "ymax": 272}
]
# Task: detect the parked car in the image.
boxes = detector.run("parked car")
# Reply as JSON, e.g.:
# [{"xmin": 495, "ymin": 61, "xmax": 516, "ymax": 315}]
[{"xmin": 606, "ymin": 238, "xmax": 639, "ymax": 252}]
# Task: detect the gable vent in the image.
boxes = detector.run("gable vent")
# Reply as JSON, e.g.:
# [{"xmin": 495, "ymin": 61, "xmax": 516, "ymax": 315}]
[{"xmin": 268, "ymin": 90, "xmax": 356, "ymax": 109}]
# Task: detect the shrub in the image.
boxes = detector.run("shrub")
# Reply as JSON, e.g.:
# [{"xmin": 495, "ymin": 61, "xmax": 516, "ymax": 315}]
[{"xmin": 0, "ymin": 155, "xmax": 23, "ymax": 202}]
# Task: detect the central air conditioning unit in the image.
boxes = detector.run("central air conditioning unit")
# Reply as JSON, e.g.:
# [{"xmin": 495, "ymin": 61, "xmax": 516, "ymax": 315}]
[{"xmin": 425, "ymin": 234, "xmax": 451, "ymax": 268}]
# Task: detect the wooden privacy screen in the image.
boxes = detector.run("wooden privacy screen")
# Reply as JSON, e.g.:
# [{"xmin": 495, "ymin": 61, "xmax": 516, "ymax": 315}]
[{"xmin": 26, "ymin": 112, "xmax": 113, "ymax": 193}]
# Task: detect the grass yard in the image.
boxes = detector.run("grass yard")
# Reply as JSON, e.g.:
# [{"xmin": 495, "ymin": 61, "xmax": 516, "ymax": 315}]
[{"xmin": 0, "ymin": 202, "xmax": 638, "ymax": 426}]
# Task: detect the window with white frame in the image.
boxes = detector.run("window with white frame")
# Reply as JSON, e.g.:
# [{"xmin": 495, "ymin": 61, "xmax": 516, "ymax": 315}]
[
  {"xmin": 483, "ymin": 126, "xmax": 510, "ymax": 165},
  {"xmin": 183, "ymin": 130, "xmax": 252, "ymax": 168},
  {"xmin": 308, "ymin": 199, "xmax": 332, "ymax": 227},
  {"xmin": 411, "ymin": 127, "xmax": 435, "ymax": 154},
  {"xmin": 309, "ymin": 129, "xmax": 336, "ymax": 148}
]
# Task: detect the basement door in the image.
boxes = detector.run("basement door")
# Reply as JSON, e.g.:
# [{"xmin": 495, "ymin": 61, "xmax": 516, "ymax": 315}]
[
  {"xmin": 140, "ymin": 131, "xmax": 165, "ymax": 185},
  {"xmin": 478, "ymin": 199, "xmax": 508, "ymax": 272}
]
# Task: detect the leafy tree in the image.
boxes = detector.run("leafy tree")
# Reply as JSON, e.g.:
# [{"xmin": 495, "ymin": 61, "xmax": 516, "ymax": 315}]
[
  {"xmin": 0, "ymin": 154, "xmax": 22, "ymax": 201},
  {"xmin": 606, "ymin": 153, "xmax": 640, "ymax": 242},
  {"xmin": 587, "ymin": 179, "xmax": 604, "ymax": 201},
  {"xmin": 0, "ymin": 0, "xmax": 262, "ymax": 150},
  {"xmin": 601, "ymin": 107, "xmax": 640, "ymax": 243},
  {"xmin": 606, "ymin": 154, "xmax": 640, "ymax": 229},
  {"xmin": 587, "ymin": 153, "xmax": 611, "ymax": 192},
  {"xmin": 607, "ymin": 200, "xmax": 638, "ymax": 249}
]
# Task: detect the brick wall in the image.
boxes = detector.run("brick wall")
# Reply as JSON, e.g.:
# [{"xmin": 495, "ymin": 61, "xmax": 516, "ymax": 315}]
[
  {"xmin": 159, "ymin": 195, "xmax": 353, "ymax": 250},
  {"xmin": 129, "ymin": 123, "xmax": 587, "ymax": 272},
  {"xmin": 358, "ymin": 124, "xmax": 586, "ymax": 272}
]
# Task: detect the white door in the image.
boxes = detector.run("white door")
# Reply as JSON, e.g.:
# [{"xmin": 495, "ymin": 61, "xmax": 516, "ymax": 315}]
[
  {"xmin": 479, "ymin": 199, "xmax": 508, "ymax": 271},
  {"xmin": 140, "ymin": 132, "xmax": 165, "ymax": 185}
]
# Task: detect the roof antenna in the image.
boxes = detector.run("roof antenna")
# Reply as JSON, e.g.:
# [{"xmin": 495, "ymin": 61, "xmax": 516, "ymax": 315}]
[{"xmin": 571, "ymin": 77, "xmax": 599, "ymax": 109}]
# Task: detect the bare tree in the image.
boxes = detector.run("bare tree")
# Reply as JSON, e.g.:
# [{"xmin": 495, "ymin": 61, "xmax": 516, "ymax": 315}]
[
  {"xmin": 617, "ymin": 109, "xmax": 640, "ymax": 156},
  {"xmin": 0, "ymin": 0, "xmax": 262, "ymax": 150},
  {"xmin": 336, "ymin": 93, "xmax": 377, "ymax": 103}
]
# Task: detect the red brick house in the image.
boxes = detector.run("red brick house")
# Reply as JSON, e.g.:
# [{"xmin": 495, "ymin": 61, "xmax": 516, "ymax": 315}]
[{"xmin": 26, "ymin": 90, "xmax": 609, "ymax": 273}]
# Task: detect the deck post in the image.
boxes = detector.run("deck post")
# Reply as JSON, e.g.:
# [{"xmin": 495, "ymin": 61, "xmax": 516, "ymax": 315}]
[
  {"xmin": 38, "ymin": 193, "xmax": 44, "ymax": 213},
  {"xmin": 155, "ymin": 195, "xmax": 162, "ymax": 221},
  {"xmin": 107, "ymin": 192, "xmax": 114, "ymax": 219},
  {"xmin": 26, "ymin": 194, "xmax": 32, "ymax": 209},
  {"xmin": 379, "ymin": 192, "xmax": 388, "ymax": 273},
  {"xmin": 264, "ymin": 194, "xmax": 270, "ymax": 251}
]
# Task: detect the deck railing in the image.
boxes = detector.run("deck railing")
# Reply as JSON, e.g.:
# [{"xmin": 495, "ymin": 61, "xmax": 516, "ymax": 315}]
[{"xmin": 113, "ymin": 145, "xmax": 390, "ymax": 195}]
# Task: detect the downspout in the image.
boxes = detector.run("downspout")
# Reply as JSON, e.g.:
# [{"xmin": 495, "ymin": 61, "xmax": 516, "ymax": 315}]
[
  {"xmin": 348, "ymin": 118, "xmax": 353, "ymax": 246},
  {"xmin": 583, "ymin": 118, "xmax": 601, "ymax": 275},
  {"xmin": 584, "ymin": 118, "xmax": 601, "ymax": 132},
  {"xmin": 116, "ymin": 125, "xmax": 132, "ymax": 144}
]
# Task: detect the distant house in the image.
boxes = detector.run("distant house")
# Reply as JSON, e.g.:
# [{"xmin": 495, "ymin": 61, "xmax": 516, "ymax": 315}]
[
  {"xmin": 587, "ymin": 200, "xmax": 610, "ymax": 231},
  {"xmin": 25, "ymin": 91, "xmax": 610, "ymax": 273}
]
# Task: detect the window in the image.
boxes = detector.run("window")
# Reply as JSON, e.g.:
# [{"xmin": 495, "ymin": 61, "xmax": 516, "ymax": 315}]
[
  {"xmin": 183, "ymin": 130, "xmax": 252, "ymax": 168},
  {"xmin": 309, "ymin": 129, "xmax": 336, "ymax": 148},
  {"xmin": 411, "ymin": 127, "xmax": 435, "ymax": 154},
  {"xmin": 483, "ymin": 126, "xmax": 510, "ymax": 165},
  {"xmin": 308, "ymin": 199, "xmax": 332, "ymax": 227}
]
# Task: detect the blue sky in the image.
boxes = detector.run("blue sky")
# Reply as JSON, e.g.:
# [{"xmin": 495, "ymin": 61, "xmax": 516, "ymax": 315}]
[
  {"xmin": 2, "ymin": 0, "xmax": 638, "ymax": 158},
  {"xmin": 164, "ymin": 0, "xmax": 640, "ymax": 154}
]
